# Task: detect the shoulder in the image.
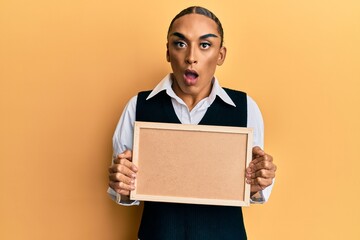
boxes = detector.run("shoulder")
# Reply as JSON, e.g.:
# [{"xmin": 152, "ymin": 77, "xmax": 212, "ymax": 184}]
[
  {"xmin": 137, "ymin": 90, "xmax": 152, "ymax": 98},
  {"xmin": 221, "ymin": 87, "xmax": 260, "ymax": 111},
  {"xmin": 222, "ymin": 87, "xmax": 246, "ymax": 96},
  {"xmin": 126, "ymin": 90, "xmax": 152, "ymax": 109},
  {"xmin": 246, "ymin": 95, "xmax": 260, "ymax": 111},
  {"xmin": 126, "ymin": 95, "xmax": 138, "ymax": 111},
  {"xmin": 221, "ymin": 87, "xmax": 247, "ymax": 107}
]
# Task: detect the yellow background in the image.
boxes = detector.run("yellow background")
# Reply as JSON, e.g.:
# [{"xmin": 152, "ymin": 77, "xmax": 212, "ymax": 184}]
[{"xmin": 1, "ymin": 0, "xmax": 359, "ymax": 239}]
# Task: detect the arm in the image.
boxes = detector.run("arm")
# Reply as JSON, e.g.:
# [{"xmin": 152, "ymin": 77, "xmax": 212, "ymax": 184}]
[
  {"xmin": 246, "ymin": 146, "xmax": 277, "ymax": 200},
  {"xmin": 246, "ymin": 96, "xmax": 277, "ymax": 203},
  {"xmin": 107, "ymin": 96, "xmax": 140, "ymax": 206},
  {"xmin": 108, "ymin": 150, "xmax": 138, "ymax": 204}
]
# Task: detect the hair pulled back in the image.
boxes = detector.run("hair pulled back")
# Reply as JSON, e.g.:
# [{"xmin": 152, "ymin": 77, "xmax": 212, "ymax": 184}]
[{"xmin": 167, "ymin": 6, "xmax": 224, "ymax": 47}]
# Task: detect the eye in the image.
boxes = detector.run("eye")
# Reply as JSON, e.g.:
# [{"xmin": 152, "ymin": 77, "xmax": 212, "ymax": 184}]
[
  {"xmin": 200, "ymin": 42, "xmax": 211, "ymax": 49},
  {"xmin": 174, "ymin": 41, "xmax": 187, "ymax": 48}
]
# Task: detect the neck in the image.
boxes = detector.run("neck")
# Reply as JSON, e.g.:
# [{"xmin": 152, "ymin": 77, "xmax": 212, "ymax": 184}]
[{"xmin": 171, "ymin": 77, "xmax": 213, "ymax": 111}]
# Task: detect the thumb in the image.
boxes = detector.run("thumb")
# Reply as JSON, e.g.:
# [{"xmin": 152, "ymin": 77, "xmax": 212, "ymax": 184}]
[
  {"xmin": 118, "ymin": 149, "xmax": 133, "ymax": 160},
  {"xmin": 252, "ymin": 146, "xmax": 264, "ymax": 158}
]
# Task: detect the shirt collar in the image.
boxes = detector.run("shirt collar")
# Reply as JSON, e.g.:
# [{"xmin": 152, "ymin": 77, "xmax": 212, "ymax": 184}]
[{"xmin": 146, "ymin": 73, "xmax": 236, "ymax": 107}]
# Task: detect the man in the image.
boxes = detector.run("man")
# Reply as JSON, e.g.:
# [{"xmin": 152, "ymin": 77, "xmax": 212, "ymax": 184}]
[{"xmin": 108, "ymin": 6, "xmax": 277, "ymax": 239}]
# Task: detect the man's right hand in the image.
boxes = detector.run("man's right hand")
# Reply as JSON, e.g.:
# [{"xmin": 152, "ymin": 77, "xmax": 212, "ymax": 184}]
[{"xmin": 108, "ymin": 150, "xmax": 138, "ymax": 196}]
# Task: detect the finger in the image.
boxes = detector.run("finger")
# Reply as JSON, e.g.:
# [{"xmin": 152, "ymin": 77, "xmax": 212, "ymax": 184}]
[
  {"xmin": 117, "ymin": 149, "xmax": 132, "ymax": 161},
  {"xmin": 250, "ymin": 184, "xmax": 264, "ymax": 193},
  {"xmin": 113, "ymin": 156, "xmax": 125, "ymax": 164},
  {"xmin": 119, "ymin": 181, "xmax": 135, "ymax": 191},
  {"xmin": 109, "ymin": 182, "xmax": 131, "ymax": 196},
  {"xmin": 252, "ymin": 153, "xmax": 273, "ymax": 165},
  {"xmin": 109, "ymin": 164, "xmax": 137, "ymax": 178},
  {"xmin": 252, "ymin": 146, "xmax": 265, "ymax": 158},
  {"xmin": 120, "ymin": 158, "xmax": 138, "ymax": 172},
  {"xmin": 113, "ymin": 157, "xmax": 138, "ymax": 171},
  {"xmin": 246, "ymin": 167, "xmax": 276, "ymax": 181},
  {"xmin": 109, "ymin": 172, "xmax": 135, "ymax": 185},
  {"xmin": 247, "ymin": 160, "xmax": 269, "ymax": 175},
  {"xmin": 113, "ymin": 151, "xmax": 137, "ymax": 171},
  {"xmin": 109, "ymin": 180, "xmax": 135, "ymax": 192},
  {"xmin": 251, "ymin": 169, "xmax": 276, "ymax": 179},
  {"xmin": 247, "ymin": 176, "xmax": 273, "ymax": 190},
  {"xmin": 252, "ymin": 160, "xmax": 276, "ymax": 172},
  {"xmin": 246, "ymin": 155, "xmax": 276, "ymax": 173},
  {"xmin": 119, "ymin": 189, "xmax": 131, "ymax": 196},
  {"xmin": 117, "ymin": 164, "xmax": 137, "ymax": 178}
]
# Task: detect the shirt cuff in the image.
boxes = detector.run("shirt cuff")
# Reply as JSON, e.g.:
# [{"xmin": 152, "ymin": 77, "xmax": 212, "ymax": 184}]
[
  {"xmin": 250, "ymin": 178, "xmax": 275, "ymax": 204},
  {"xmin": 107, "ymin": 187, "xmax": 140, "ymax": 206},
  {"xmin": 250, "ymin": 190, "xmax": 265, "ymax": 204}
]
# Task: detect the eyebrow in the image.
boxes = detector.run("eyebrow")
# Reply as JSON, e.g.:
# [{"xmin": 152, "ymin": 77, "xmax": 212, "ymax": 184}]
[{"xmin": 171, "ymin": 32, "xmax": 219, "ymax": 40}]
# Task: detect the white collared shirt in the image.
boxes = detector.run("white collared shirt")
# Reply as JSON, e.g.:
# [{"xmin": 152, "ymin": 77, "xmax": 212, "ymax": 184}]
[{"xmin": 108, "ymin": 74, "xmax": 273, "ymax": 205}]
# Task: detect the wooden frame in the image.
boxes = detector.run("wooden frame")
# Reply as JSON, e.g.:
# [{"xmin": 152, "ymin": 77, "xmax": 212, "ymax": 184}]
[{"xmin": 130, "ymin": 121, "xmax": 253, "ymax": 207}]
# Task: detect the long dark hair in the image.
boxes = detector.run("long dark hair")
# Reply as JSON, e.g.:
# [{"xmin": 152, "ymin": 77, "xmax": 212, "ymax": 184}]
[{"xmin": 167, "ymin": 6, "xmax": 224, "ymax": 47}]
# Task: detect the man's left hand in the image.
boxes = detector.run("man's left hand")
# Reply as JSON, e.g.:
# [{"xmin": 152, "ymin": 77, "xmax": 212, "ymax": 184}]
[{"xmin": 246, "ymin": 146, "xmax": 277, "ymax": 195}]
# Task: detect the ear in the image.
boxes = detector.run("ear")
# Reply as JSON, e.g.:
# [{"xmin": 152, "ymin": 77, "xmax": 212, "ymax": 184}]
[
  {"xmin": 166, "ymin": 43, "xmax": 170, "ymax": 62},
  {"xmin": 217, "ymin": 46, "xmax": 227, "ymax": 66}
]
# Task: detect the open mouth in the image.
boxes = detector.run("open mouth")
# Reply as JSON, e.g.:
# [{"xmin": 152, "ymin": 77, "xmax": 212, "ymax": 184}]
[{"xmin": 184, "ymin": 69, "xmax": 199, "ymax": 83}]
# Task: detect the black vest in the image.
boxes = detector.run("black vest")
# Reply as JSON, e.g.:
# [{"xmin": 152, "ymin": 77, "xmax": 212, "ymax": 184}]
[{"xmin": 136, "ymin": 88, "xmax": 248, "ymax": 240}]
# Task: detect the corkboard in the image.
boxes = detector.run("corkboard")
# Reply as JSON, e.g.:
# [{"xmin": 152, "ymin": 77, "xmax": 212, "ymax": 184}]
[{"xmin": 130, "ymin": 121, "xmax": 253, "ymax": 207}]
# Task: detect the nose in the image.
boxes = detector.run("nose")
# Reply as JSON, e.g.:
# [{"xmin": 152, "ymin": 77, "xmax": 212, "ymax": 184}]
[{"xmin": 185, "ymin": 46, "xmax": 198, "ymax": 64}]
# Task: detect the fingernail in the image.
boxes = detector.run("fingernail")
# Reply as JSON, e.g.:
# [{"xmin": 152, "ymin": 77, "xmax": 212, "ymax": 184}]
[{"xmin": 132, "ymin": 174, "xmax": 136, "ymax": 178}]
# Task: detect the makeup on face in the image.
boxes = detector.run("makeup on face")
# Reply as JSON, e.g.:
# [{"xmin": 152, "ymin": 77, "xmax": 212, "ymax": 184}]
[{"xmin": 166, "ymin": 14, "xmax": 226, "ymax": 107}]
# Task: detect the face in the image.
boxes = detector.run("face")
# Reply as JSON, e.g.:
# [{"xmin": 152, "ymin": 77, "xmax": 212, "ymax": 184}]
[{"xmin": 167, "ymin": 14, "xmax": 226, "ymax": 102}]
